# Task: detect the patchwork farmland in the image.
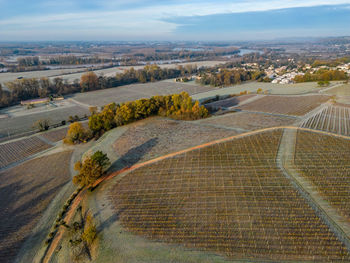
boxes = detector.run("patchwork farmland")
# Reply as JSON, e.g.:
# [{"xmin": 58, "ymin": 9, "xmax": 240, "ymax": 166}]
[
  {"xmin": 0, "ymin": 76, "xmax": 349, "ymax": 263},
  {"xmin": 110, "ymin": 130, "xmax": 350, "ymax": 261}
]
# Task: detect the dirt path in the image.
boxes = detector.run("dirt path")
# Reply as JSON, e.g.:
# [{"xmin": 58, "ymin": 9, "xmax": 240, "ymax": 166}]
[
  {"xmin": 41, "ymin": 125, "xmax": 350, "ymax": 263},
  {"xmin": 40, "ymin": 189, "xmax": 85, "ymax": 263},
  {"xmin": 277, "ymin": 128, "xmax": 350, "ymax": 252}
]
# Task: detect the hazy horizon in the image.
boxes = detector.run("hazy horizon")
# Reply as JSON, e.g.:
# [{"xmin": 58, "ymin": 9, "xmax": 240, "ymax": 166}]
[{"xmin": 1, "ymin": 0, "xmax": 350, "ymax": 41}]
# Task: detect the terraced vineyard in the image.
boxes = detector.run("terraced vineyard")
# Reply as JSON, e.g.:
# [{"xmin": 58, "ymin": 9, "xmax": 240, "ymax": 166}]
[
  {"xmin": 294, "ymin": 131, "xmax": 350, "ymax": 221},
  {"xmin": 0, "ymin": 151, "xmax": 72, "ymax": 263},
  {"xmin": 300, "ymin": 105, "xmax": 350, "ymax": 136},
  {"xmin": 110, "ymin": 130, "xmax": 350, "ymax": 261},
  {"xmin": 237, "ymin": 95, "xmax": 329, "ymax": 116},
  {"xmin": 0, "ymin": 136, "xmax": 52, "ymax": 169}
]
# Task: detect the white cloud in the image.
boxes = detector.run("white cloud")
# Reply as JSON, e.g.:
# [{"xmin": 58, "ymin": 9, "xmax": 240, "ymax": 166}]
[{"xmin": 0, "ymin": 0, "xmax": 349, "ymax": 40}]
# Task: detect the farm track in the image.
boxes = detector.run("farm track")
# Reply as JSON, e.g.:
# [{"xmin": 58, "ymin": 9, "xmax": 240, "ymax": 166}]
[
  {"xmin": 41, "ymin": 125, "xmax": 350, "ymax": 263},
  {"xmin": 277, "ymin": 129, "xmax": 350, "ymax": 252}
]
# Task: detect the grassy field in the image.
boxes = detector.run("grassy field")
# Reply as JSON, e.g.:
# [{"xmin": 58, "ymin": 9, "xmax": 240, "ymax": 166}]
[
  {"xmin": 294, "ymin": 131, "xmax": 350, "ymax": 222},
  {"xmin": 110, "ymin": 130, "xmax": 350, "ymax": 261},
  {"xmin": 237, "ymin": 95, "xmax": 329, "ymax": 116},
  {"xmin": 71, "ymin": 80, "xmax": 213, "ymax": 107},
  {"xmin": 0, "ymin": 151, "xmax": 72, "ymax": 263},
  {"xmin": 197, "ymin": 112, "xmax": 297, "ymax": 131},
  {"xmin": 300, "ymin": 105, "xmax": 350, "ymax": 136}
]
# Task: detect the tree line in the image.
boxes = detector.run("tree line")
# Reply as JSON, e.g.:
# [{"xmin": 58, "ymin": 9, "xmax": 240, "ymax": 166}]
[
  {"xmin": 64, "ymin": 92, "xmax": 209, "ymax": 144},
  {"xmin": 0, "ymin": 64, "xmax": 198, "ymax": 108},
  {"xmin": 14, "ymin": 56, "xmax": 113, "ymax": 69},
  {"xmin": 293, "ymin": 69, "xmax": 348, "ymax": 83},
  {"xmin": 196, "ymin": 68, "xmax": 266, "ymax": 87}
]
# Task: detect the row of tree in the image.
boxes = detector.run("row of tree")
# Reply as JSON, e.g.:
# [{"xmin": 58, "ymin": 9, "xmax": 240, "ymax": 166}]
[
  {"xmin": 89, "ymin": 92, "xmax": 209, "ymax": 137},
  {"xmin": 16, "ymin": 56, "xmax": 112, "ymax": 68},
  {"xmin": 0, "ymin": 64, "xmax": 198, "ymax": 108},
  {"xmin": 293, "ymin": 69, "xmax": 348, "ymax": 83},
  {"xmin": 64, "ymin": 92, "xmax": 209, "ymax": 144},
  {"xmin": 196, "ymin": 69, "xmax": 265, "ymax": 87}
]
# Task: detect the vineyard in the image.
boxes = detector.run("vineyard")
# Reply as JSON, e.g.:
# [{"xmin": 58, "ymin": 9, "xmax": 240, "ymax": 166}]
[
  {"xmin": 39, "ymin": 127, "xmax": 69, "ymax": 143},
  {"xmin": 110, "ymin": 130, "xmax": 350, "ymax": 261},
  {"xmin": 0, "ymin": 136, "xmax": 52, "ymax": 169},
  {"xmin": 294, "ymin": 131, "xmax": 350, "ymax": 221},
  {"xmin": 198, "ymin": 112, "xmax": 296, "ymax": 131},
  {"xmin": 0, "ymin": 151, "xmax": 72, "ymax": 263},
  {"xmin": 300, "ymin": 105, "xmax": 350, "ymax": 136},
  {"xmin": 237, "ymin": 95, "xmax": 329, "ymax": 116},
  {"xmin": 204, "ymin": 94, "xmax": 256, "ymax": 109},
  {"xmin": 113, "ymin": 118, "xmax": 238, "ymax": 166}
]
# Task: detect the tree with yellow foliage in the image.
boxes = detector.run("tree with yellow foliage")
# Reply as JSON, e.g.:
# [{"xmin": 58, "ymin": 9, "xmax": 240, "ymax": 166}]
[
  {"xmin": 64, "ymin": 122, "xmax": 90, "ymax": 144},
  {"xmin": 80, "ymin": 72, "xmax": 99, "ymax": 92}
]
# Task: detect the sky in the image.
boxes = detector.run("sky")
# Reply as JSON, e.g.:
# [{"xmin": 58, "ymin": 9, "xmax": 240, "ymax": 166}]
[{"xmin": 0, "ymin": 0, "xmax": 350, "ymax": 41}]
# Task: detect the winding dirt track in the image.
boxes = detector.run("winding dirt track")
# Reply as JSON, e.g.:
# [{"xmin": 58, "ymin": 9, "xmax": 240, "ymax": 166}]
[{"xmin": 41, "ymin": 125, "xmax": 350, "ymax": 263}]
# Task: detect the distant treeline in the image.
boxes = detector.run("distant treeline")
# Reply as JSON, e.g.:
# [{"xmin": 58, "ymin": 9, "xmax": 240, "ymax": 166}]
[
  {"xmin": 135, "ymin": 49, "xmax": 240, "ymax": 62},
  {"xmin": 17, "ymin": 56, "xmax": 112, "ymax": 67},
  {"xmin": 294, "ymin": 69, "xmax": 348, "ymax": 83},
  {"xmin": 196, "ymin": 69, "xmax": 266, "ymax": 87},
  {"xmin": 311, "ymin": 57, "xmax": 350, "ymax": 68},
  {"xmin": 0, "ymin": 64, "xmax": 197, "ymax": 108}
]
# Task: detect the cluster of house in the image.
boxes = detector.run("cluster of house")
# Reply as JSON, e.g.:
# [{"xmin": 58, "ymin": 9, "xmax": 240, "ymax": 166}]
[
  {"xmin": 270, "ymin": 72, "xmax": 305, "ymax": 84},
  {"xmin": 265, "ymin": 65, "xmax": 304, "ymax": 84}
]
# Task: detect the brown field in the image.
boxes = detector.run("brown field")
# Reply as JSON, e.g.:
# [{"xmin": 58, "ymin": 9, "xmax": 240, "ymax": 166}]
[
  {"xmin": 0, "ymin": 151, "xmax": 72, "ymax": 263},
  {"xmin": 204, "ymin": 94, "xmax": 256, "ymax": 109},
  {"xmin": 39, "ymin": 127, "xmax": 69, "ymax": 143},
  {"xmin": 300, "ymin": 105, "xmax": 350, "ymax": 136},
  {"xmin": 294, "ymin": 131, "xmax": 350, "ymax": 221},
  {"xmin": 110, "ymin": 130, "xmax": 350, "ymax": 262},
  {"xmin": 0, "ymin": 136, "xmax": 52, "ymax": 169},
  {"xmin": 113, "ymin": 118, "xmax": 238, "ymax": 166},
  {"xmin": 237, "ymin": 95, "xmax": 329, "ymax": 116},
  {"xmin": 198, "ymin": 112, "xmax": 296, "ymax": 131}
]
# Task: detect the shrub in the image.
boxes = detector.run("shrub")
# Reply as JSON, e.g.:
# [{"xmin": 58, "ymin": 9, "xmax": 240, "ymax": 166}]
[
  {"xmin": 64, "ymin": 122, "xmax": 90, "ymax": 144},
  {"xmin": 34, "ymin": 119, "xmax": 50, "ymax": 131}
]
